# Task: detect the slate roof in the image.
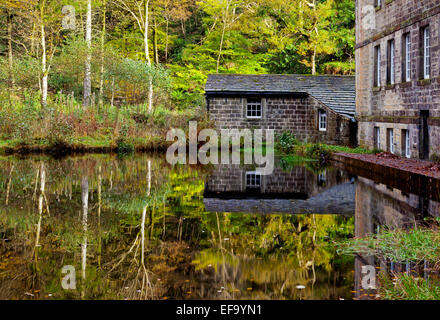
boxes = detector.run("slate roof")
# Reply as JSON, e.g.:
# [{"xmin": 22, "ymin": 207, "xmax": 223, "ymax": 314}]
[{"xmin": 205, "ymin": 74, "xmax": 356, "ymax": 119}]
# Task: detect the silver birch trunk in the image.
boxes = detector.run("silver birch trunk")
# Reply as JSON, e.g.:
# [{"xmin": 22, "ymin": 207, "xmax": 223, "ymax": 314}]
[
  {"xmin": 83, "ymin": 0, "xmax": 92, "ymax": 108},
  {"xmin": 144, "ymin": 0, "xmax": 153, "ymax": 114},
  {"xmin": 41, "ymin": 11, "xmax": 48, "ymax": 109},
  {"xmin": 99, "ymin": 1, "xmax": 106, "ymax": 108}
]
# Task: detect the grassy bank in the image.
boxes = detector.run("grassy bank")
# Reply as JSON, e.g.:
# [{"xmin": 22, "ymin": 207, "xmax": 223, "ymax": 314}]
[
  {"xmin": 0, "ymin": 99, "xmax": 210, "ymax": 155},
  {"xmin": 336, "ymin": 225, "xmax": 440, "ymax": 300}
]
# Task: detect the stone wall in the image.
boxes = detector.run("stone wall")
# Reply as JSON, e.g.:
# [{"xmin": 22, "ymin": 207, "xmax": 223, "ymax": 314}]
[
  {"xmin": 356, "ymin": 0, "xmax": 440, "ymax": 158},
  {"xmin": 207, "ymin": 95, "xmax": 353, "ymax": 146}
]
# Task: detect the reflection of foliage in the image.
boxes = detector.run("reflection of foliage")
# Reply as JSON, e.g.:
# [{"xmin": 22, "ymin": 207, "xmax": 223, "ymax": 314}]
[{"xmin": 0, "ymin": 154, "xmax": 354, "ymax": 300}]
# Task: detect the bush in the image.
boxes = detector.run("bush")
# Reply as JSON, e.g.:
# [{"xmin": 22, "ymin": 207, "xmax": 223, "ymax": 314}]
[
  {"xmin": 275, "ymin": 131, "xmax": 298, "ymax": 154},
  {"xmin": 305, "ymin": 144, "xmax": 332, "ymax": 163},
  {"xmin": 116, "ymin": 138, "xmax": 134, "ymax": 155},
  {"xmin": 46, "ymin": 112, "xmax": 74, "ymax": 148}
]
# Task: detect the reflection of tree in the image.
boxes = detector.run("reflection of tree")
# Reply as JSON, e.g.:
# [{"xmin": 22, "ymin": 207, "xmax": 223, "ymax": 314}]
[{"xmin": 0, "ymin": 154, "xmax": 354, "ymax": 300}]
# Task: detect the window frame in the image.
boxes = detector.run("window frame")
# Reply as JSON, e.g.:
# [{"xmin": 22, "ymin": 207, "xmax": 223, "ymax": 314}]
[
  {"xmin": 403, "ymin": 33, "xmax": 411, "ymax": 82},
  {"xmin": 374, "ymin": 127, "xmax": 381, "ymax": 150},
  {"xmin": 246, "ymin": 171, "xmax": 262, "ymax": 188},
  {"xmin": 374, "ymin": 45, "xmax": 381, "ymax": 87},
  {"xmin": 405, "ymin": 130, "xmax": 410, "ymax": 158},
  {"xmin": 387, "ymin": 39, "xmax": 395, "ymax": 85},
  {"xmin": 423, "ymin": 26, "xmax": 430, "ymax": 80},
  {"xmin": 318, "ymin": 109, "xmax": 327, "ymax": 132},
  {"xmin": 246, "ymin": 98, "xmax": 262, "ymax": 119},
  {"xmin": 388, "ymin": 128, "xmax": 394, "ymax": 154}
]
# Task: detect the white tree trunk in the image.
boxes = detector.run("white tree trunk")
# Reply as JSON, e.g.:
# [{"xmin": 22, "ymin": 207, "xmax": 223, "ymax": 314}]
[
  {"xmin": 41, "ymin": 6, "xmax": 48, "ymax": 109},
  {"xmin": 99, "ymin": 1, "xmax": 106, "ymax": 107},
  {"xmin": 144, "ymin": 0, "xmax": 153, "ymax": 114},
  {"xmin": 83, "ymin": 0, "xmax": 92, "ymax": 108}
]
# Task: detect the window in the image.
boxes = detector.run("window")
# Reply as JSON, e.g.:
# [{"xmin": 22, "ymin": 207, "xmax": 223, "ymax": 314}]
[
  {"xmin": 318, "ymin": 110, "xmax": 327, "ymax": 131},
  {"xmin": 387, "ymin": 128, "xmax": 394, "ymax": 154},
  {"xmin": 423, "ymin": 27, "xmax": 430, "ymax": 79},
  {"xmin": 402, "ymin": 129, "xmax": 410, "ymax": 158},
  {"xmin": 402, "ymin": 33, "xmax": 411, "ymax": 82},
  {"xmin": 246, "ymin": 172, "xmax": 261, "ymax": 188},
  {"xmin": 374, "ymin": 127, "xmax": 381, "ymax": 150},
  {"xmin": 246, "ymin": 98, "xmax": 262, "ymax": 119},
  {"xmin": 374, "ymin": 45, "xmax": 381, "ymax": 87},
  {"xmin": 387, "ymin": 39, "xmax": 395, "ymax": 85}
]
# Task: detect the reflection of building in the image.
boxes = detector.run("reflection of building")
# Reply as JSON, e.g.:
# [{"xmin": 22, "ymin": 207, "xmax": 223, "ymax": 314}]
[
  {"xmin": 203, "ymin": 165, "xmax": 355, "ymax": 215},
  {"xmin": 353, "ymin": 175, "xmax": 440, "ymax": 299}
]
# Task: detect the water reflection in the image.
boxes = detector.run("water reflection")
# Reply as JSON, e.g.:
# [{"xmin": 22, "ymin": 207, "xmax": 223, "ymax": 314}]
[{"xmin": 0, "ymin": 154, "xmax": 438, "ymax": 300}]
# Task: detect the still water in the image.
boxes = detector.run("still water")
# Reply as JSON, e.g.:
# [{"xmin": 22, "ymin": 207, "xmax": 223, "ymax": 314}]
[{"xmin": 0, "ymin": 153, "xmax": 437, "ymax": 300}]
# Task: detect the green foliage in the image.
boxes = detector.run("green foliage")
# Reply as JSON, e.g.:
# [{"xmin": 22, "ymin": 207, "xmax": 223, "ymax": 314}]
[
  {"xmin": 305, "ymin": 144, "xmax": 332, "ymax": 163},
  {"xmin": 380, "ymin": 274, "xmax": 440, "ymax": 300},
  {"xmin": 275, "ymin": 131, "xmax": 298, "ymax": 155},
  {"xmin": 336, "ymin": 228, "xmax": 440, "ymax": 263}
]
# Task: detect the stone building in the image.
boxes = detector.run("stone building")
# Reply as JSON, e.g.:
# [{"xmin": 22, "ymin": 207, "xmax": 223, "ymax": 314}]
[
  {"xmin": 205, "ymin": 74, "xmax": 357, "ymax": 146},
  {"xmin": 356, "ymin": 0, "xmax": 440, "ymax": 159}
]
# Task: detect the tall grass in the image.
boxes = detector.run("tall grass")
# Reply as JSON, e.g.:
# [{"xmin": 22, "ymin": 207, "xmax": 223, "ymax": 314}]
[{"xmin": 0, "ymin": 91, "xmax": 209, "ymax": 152}]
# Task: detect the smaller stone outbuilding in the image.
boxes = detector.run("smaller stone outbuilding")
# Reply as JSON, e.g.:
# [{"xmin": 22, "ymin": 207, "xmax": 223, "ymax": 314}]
[{"xmin": 205, "ymin": 74, "xmax": 357, "ymax": 146}]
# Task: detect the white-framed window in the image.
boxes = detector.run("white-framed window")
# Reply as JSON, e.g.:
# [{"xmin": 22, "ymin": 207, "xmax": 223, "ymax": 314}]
[
  {"xmin": 374, "ymin": 127, "xmax": 381, "ymax": 149},
  {"xmin": 405, "ymin": 130, "xmax": 410, "ymax": 158},
  {"xmin": 246, "ymin": 172, "xmax": 261, "ymax": 188},
  {"xmin": 374, "ymin": 45, "xmax": 381, "ymax": 86},
  {"xmin": 318, "ymin": 109, "xmax": 327, "ymax": 131},
  {"xmin": 423, "ymin": 27, "xmax": 430, "ymax": 79},
  {"xmin": 404, "ymin": 33, "xmax": 411, "ymax": 81},
  {"xmin": 388, "ymin": 128, "xmax": 394, "ymax": 154},
  {"xmin": 389, "ymin": 40, "xmax": 395, "ymax": 84},
  {"xmin": 246, "ymin": 98, "xmax": 262, "ymax": 119}
]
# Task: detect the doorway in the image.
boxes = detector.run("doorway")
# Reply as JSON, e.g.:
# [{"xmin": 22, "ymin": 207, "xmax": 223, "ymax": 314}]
[{"xmin": 420, "ymin": 110, "xmax": 430, "ymax": 160}]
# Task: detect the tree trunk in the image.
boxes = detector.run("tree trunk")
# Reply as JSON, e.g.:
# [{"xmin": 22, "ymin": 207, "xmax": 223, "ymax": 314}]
[
  {"xmin": 216, "ymin": 2, "xmax": 229, "ymax": 73},
  {"xmin": 83, "ymin": 0, "xmax": 92, "ymax": 109},
  {"xmin": 144, "ymin": 0, "xmax": 153, "ymax": 114},
  {"xmin": 311, "ymin": 48, "xmax": 316, "ymax": 75},
  {"xmin": 7, "ymin": 10, "xmax": 14, "ymax": 89},
  {"xmin": 165, "ymin": 18, "xmax": 169, "ymax": 62},
  {"xmin": 153, "ymin": 11, "xmax": 159, "ymax": 64},
  {"xmin": 99, "ymin": 0, "xmax": 106, "ymax": 108},
  {"xmin": 40, "ymin": 4, "xmax": 48, "ymax": 109}
]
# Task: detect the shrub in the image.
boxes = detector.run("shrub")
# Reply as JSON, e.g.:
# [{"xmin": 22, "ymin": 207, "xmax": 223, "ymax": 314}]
[
  {"xmin": 305, "ymin": 144, "xmax": 332, "ymax": 163},
  {"xmin": 46, "ymin": 112, "xmax": 74, "ymax": 148},
  {"xmin": 431, "ymin": 153, "xmax": 440, "ymax": 163},
  {"xmin": 275, "ymin": 131, "xmax": 298, "ymax": 154}
]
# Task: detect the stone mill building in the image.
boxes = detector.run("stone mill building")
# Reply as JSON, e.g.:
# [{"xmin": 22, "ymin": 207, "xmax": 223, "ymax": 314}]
[
  {"xmin": 356, "ymin": 0, "xmax": 440, "ymax": 159},
  {"xmin": 205, "ymin": 74, "xmax": 357, "ymax": 146}
]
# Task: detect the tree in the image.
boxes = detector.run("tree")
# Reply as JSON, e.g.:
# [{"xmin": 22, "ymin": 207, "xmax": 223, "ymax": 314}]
[
  {"xmin": 198, "ymin": 0, "xmax": 245, "ymax": 73},
  {"xmin": 83, "ymin": 0, "xmax": 92, "ymax": 108},
  {"xmin": 113, "ymin": 0, "xmax": 154, "ymax": 113}
]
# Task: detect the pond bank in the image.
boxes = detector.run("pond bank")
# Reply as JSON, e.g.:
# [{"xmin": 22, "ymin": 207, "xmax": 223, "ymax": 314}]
[
  {"xmin": 332, "ymin": 152, "xmax": 440, "ymax": 201},
  {"xmin": 0, "ymin": 138, "xmax": 171, "ymax": 155}
]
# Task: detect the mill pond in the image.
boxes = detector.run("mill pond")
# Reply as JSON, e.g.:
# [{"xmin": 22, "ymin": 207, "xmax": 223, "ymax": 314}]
[{"xmin": 0, "ymin": 153, "xmax": 438, "ymax": 300}]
